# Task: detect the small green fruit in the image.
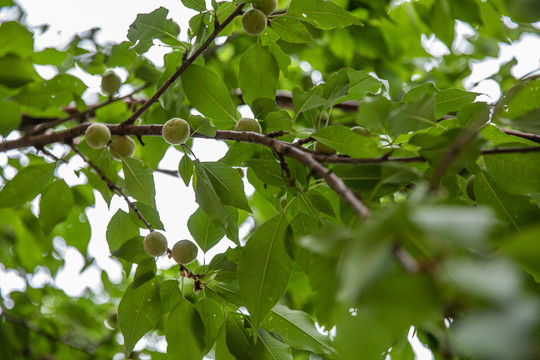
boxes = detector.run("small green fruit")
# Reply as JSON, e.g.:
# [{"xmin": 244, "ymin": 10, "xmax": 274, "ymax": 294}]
[
  {"xmin": 242, "ymin": 8, "xmax": 267, "ymax": 35},
  {"xmin": 252, "ymin": 0, "xmax": 277, "ymax": 15},
  {"xmin": 235, "ymin": 117, "xmax": 262, "ymax": 133},
  {"xmin": 466, "ymin": 175, "xmax": 476, "ymax": 201},
  {"xmin": 351, "ymin": 126, "xmax": 372, "ymax": 137},
  {"xmin": 101, "ymin": 71, "xmax": 122, "ymax": 95},
  {"xmin": 109, "ymin": 135, "xmax": 136, "ymax": 160},
  {"xmin": 143, "ymin": 232, "xmax": 168, "ymax": 257},
  {"xmin": 314, "ymin": 141, "xmax": 336, "ymax": 154},
  {"xmin": 163, "ymin": 118, "xmax": 190, "ymax": 145},
  {"xmin": 171, "ymin": 240, "xmax": 198, "ymax": 265},
  {"xmin": 85, "ymin": 123, "xmax": 111, "ymax": 149}
]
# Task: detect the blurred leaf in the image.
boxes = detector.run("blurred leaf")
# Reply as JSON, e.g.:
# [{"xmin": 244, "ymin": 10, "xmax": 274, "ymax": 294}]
[
  {"xmin": 0, "ymin": 54, "xmax": 37, "ymax": 87},
  {"xmin": 0, "ymin": 163, "xmax": 55, "ymax": 208},
  {"xmin": 484, "ymin": 150, "xmax": 540, "ymax": 195},
  {"xmin": 39, "ymin": 179, "xmax": 74, "ymax": 235},
  {"xmin": 0, "ymin": 21, "xmax": 33, "ymax": 58}
]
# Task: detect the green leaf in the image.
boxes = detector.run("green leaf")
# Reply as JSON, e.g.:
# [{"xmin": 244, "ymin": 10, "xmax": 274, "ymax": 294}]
[
  {"xmin": 189, "ymin": 114, "xmax": 217, "ymax": 138},
  {"xmin": 179, "ymin": 154, "xmax": 194, "ymax": 186},
  {"xmin": 118, "ymin": 280, "xmax": 160, "ymax": 355},
  {"xmin": 254, "ymin": 328, "xmax": 293, "ymax": 360},
  {"xmin": 195, "ymin": 296, "xmax": 225, "ymax": 351},
  {"xmin": 160, "ymin": 279, "xmax": 182, "ymax": 316},
  {"xmin": 436, "ymin": 88, "xmax": 478, "ymax": 118},
  {"xmin": 321, "ymin": 68, "xmax": 349, "ymax": 106},
  {"xmin": 0, "ymin": 21, "xmax": 33, "ymax": 58},
  {"xmin": 0, "ymin": 54, "xmax": 37, "ymax": 88},
  {"xmin": 260, "ymin": 28, "xmax": 291, "ymax": 77},
  {"xmin": 484, "ymin": 150, "xmax": 540, "ymax": 195},
  {"xmin": 292, "ymin": 87, "xmax": 326, "ymax": 114},
  {"xmin": 106, "ymin": 209, "xmax": 140, "ymax": 252},
  {"xmin": 245, "ymin": 159, "xmax": 285, "ymax": 186},
  {"xmin": 0, "ymin": 97, "xmax": 20, "ymax": 136},
  {"xmin": 472, "ymin": 167, "xmax": 540, "ymax": 232},
  {"xmin": 182, "ymin": 64, "xmax": 236, "ymax": 128},
  {"xmin": 238, "ymin": 213, "xmax": 292, "ymax": 332},
  {"xmin": 265, "ymin": 110, "xmax": 292, "ymax": 132},
  {"xmin": 132, "ymin": 257, "xmax": 156, "ymax": 289},
  {"xmin": 166, "ymin": 297, "xmax": 206, "ymax": 360},
  {"xmin": 312, "ymin": 125, "xmax": 380, "ymax": 157},
  {"xmin": 181, "ymin": 0, "xmax": 206, "ymax": 12},
  {"xmin": 129, "ymin": 201, "xmax": 164, "ymax": 230},
  {"xmin": 112, "ymin": 236, "xmax": 148, "ymax": 264},
  {"xmin": 200, "ymin": 161, "xmax": 251, "ymax": 212},
  {"xmin": 387, "ymin": 94, "xmax": 437, "ymax": 138},
  {"xmin": 123, "ymin": 158, "xmax": 156, "ymax": 208},
  {"xmin": 127, "ymin": 7, "xmax": 182, "ymax": 54},
  {"xmin": 192, "ymin": 159, "xmax": 228, "ymax": 225},
  {"xmin": 287, "ymin": 0, "xmax": 363, "ymax": 30},
  {"xmin": 238, "ymin": 41, "xmax": 279, "ymax": 105},
  {"xmin": 188, "ymin": 207, "xmax": 225, "ymax": 252},
  {"xmin": 11, "ymin": 74, "xmax": 86, "ymax": 109},
  {"xmin": 270, "ymin": 16, "xmax": 313, "ymax": 43},
  {"xmin": 39, "ymin": 180, "xmax": 74, "ymax": 235},
  {"xmin": 226, "ymin": 312, "xmax": 252, "ymax": 360},
  {"xmin": 0, "ymin": 163, "xmax": 55, "ymax": 208},
  {"xmin": 345, "ymin": 69, "xmax": 382, "ymax": 100},
  {"xmin": 263, "ymin": 304, "xmax": 337, "ymax": 356}
]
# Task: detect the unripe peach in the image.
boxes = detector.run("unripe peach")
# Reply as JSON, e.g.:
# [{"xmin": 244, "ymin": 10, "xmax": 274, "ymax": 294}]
[
  {"xmin": 235, "ymin": 117, "xmax": 262, "ymax": 133},
  {"xmin": 163, "ymin": 118, "xmax": 190, "ymax": 145},
  {"xmin": 101, "ymin": 71, "xmax": 122, "ymax": 95},
  {"xmin": 171, "ymin": 240, "xmax": 198, "ymax": 265},
  {"xmin": 253, "ymin": 0, "xmax": 277, "ymax": 15},
  {"xmin": 109, "ymin": 135, "xmax": 136, "ymax": 160},
  {"xmin": 85, "ymin": 123, "xmax": 111, "ymax": 149},
  {"xmin": 143, "ymin": 232, "xmax": 168, "ymax": 257},
  {"xmin": 242, "ymin": 9, "xmax": 267, "ymax": 35}
]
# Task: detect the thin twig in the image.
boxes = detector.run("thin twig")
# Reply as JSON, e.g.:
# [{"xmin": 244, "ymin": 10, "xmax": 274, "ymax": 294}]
[
  {"xmin": 24, "ymin": 84, "xmax": 150, "ymax": 135},
  {"xmin": 120, "ymin": 4, "xmax": 245, "ymax": 126},
  {"xmin": 69, "ymin": 144, "xmax": 153, "ymax": 231},
  {"xmin": 1, "ymin": 304, "xmax": 96, "ymax": 354}
]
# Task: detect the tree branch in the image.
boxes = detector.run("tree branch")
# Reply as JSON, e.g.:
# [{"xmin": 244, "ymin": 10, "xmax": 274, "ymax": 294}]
[{"xmin": 120, "ymin": 4, "xmax": 245, "ymax": 126}]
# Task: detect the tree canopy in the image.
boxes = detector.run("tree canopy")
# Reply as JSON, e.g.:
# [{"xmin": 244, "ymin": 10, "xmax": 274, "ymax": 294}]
[{"xmin": 1, "ymin": 0, "xmax": 540, "ymax": 359}]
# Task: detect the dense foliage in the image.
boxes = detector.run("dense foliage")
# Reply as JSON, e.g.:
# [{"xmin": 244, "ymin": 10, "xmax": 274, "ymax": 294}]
[{"xmin": 1, "ymin": 0, "xmax": 540, "ymax": 359}]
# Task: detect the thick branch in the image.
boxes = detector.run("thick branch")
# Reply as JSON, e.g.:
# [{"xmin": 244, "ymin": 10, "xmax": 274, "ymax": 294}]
[{"xmin": 120, "ymin": 4, "xmax": 245, "ymax": 125}]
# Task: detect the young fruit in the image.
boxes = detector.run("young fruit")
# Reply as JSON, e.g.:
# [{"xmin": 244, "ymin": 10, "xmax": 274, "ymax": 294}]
[
  {"xmin": 252, "ymin": 0, "xmax": 277, "ymax": 15},
  {"xmin": 163, "ymin": 118, "xmax": 190, "ymax": 145},
  {"xmin": 314, "ymin": 141, "xmax": 336, "ymax": 154},
  {"xmin": 85, "ymin": 123, "xmax": 111, "ymax": 149},
  {"xmin": 171, "ymin": 240, "xmax": 198, "ymax": 265},
  {"xmin": 235, "ymin": 117, "xmax": 262, "ymax": 133},
  {"xmin": 351, "ymin": 126, "xmax": 372, "ymax": 137},
  {"xmin": 101, "ymin": 71, "xmax": 122, "ymax": 95},
  {"xmin": 242, "ymin": 8, "xmax": 267, "ymax": 35},
  {"xmin": 143, "ymin": 232, "xmax": 168, "ymax": 257},
  {"xmin": 109, "ymin": 135, "xmax": 136, "ymax": 160}
]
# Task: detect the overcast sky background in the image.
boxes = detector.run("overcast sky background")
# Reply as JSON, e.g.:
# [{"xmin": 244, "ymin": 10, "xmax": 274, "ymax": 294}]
[{"xmin": 0, "ymin": 1, "xmax": 539, "ymax": 358}]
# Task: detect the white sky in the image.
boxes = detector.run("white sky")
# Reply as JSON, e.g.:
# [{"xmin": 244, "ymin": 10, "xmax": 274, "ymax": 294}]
[{"xmin": 0, "ymin": 1, "xmax": 539, "ymax": 358}]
